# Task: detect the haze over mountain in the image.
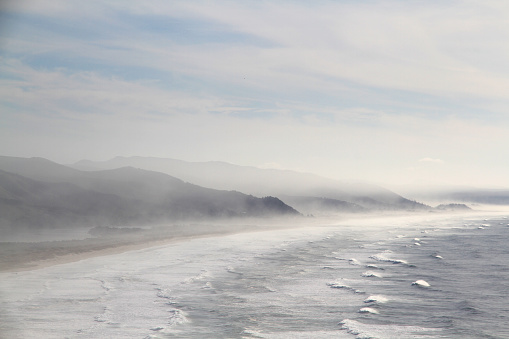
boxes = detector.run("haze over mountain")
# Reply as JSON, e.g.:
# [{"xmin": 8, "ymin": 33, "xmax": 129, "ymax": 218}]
[
  {"xmin": 0, "ymin": 156, "xmax": 299, "ymax": 234},
  {"xmin": 398, "ymin": 185, "xmax": 509, "ymax": 206},
  {"xmin": 72, "ymin": 156, "xmax": 428, "ymax": 213}
]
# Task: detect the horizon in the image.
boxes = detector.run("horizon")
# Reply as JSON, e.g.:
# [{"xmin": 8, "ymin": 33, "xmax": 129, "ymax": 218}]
[
  {"xmin": 2, "ymin": 153, "xmax": 508, "ymax": 193},
  {"xmin": 1, "ymin": 1, "xmax": 509, "ymax": 188}
]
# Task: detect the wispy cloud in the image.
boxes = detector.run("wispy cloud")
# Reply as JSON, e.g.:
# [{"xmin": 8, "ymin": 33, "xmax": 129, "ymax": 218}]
[{"xmin": 1, "ymin": 0, "xmax": 509, "ymax": 186}]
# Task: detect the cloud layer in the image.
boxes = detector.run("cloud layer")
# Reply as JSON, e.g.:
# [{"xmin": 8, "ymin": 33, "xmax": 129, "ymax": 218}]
[{"xmin": 1, "ymin": 0, "xmax": 508, "ymax": 187}]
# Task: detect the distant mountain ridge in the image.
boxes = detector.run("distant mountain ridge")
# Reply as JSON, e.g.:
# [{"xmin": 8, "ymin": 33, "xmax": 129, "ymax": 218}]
[
  {"xmin": 0, "ymin": 156, "xmax": 299, "ymax": 232},
  {"xmin": 72, "ymin": 156, "xmax": 429, "ymax": 212}
]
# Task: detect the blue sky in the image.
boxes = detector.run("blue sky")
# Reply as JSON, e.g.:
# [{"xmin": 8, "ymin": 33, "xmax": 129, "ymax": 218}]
[{"xmin": 1, "ymin": 0, "xmax": 509, "ymax": 188}]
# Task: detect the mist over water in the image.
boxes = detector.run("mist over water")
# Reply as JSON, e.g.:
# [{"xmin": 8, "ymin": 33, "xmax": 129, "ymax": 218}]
[{"xmin": 2, "ymin": 212, "xmax": 509, "ymax": 338}]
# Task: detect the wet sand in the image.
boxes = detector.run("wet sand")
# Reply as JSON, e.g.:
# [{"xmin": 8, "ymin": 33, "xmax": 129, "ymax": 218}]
[
  {"xmin": 0, "ymin": 219, "xmax": 307, "ymax": 273},
  {"xmin": 1, "ymin": 210, "xmax": 491, "ymax": 273}
]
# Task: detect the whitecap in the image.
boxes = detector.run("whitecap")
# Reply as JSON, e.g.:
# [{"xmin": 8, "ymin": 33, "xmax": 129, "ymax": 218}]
[
  {"xmin": 358, "ymin": 307, "xmax": 379, "ymax": 314},
  {"xmin": 201, "ymin": 281, "xmax": 213, "ymax": 289},
  {"xmin": 168, "ymin": 309, "xmax": 189, "ymax": 326},
  {"xmin": 369, "ymin": 253, "xmax": 409, "ymax": 265},
  {"xmin": 364, "ymin": 295, "xmax": 388, "ymax": 303},
  {"xmin": 361, "ymin": 271, "xmax": 382, "ymax": 278},
  {"xmin": 349, "ymin": 258, "xmax": 362, "ymax": 266},
  {"xmin": 226, "ymin": 267, "xmax": 243, "ymax": 275},
  {"xmin": 365, "ymin": 264, "xmax": 383, "ymax": 270},
  {"xmin": 340, "ymin": 319, "xmax": 441, "ymax": 339},
  {"xmin": 412, "ymin": 279, "xmax": 430, "ymax": 287},
  {"xmin": 327, "ymin": 282, "xmax": 363, "ymax": 294}
]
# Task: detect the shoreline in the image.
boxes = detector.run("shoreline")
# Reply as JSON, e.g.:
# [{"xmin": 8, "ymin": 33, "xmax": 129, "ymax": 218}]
[
  {"xmin": 0, "ymin": 219, "xmax": 310, "ymax": 273},
  {"xmin": 2, "ymin": 209, "xmax": 505, "ymax": 274}
]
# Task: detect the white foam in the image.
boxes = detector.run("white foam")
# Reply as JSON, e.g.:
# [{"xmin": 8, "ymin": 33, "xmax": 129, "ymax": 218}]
[
  {"xmin": 412, "ymin": 279, "xmax": 430, "ymax": 287},
  {"xmin": 365, "ymin": 264, "xmax": 383, "ymax": 270},
  {"xmin": 349, "ymin": 258, "xmax": 362, "ymax": 266},
  {"xmin": 182, "ymin": 270, "xmax": 210, "ymax": 284},
  {"xmin": 167, "ymin": 309, "xmax": 189, "ymax": 326},
  {"xmin": 340, "ymin": 319, "xmax": 440, "ymax": 339},
  {"xmin": 364, "ymin": 295, "xmax": 388, "ymax": 304},
  {"xmin": 327, "ymin": 281, "xmax": 364, "ymax": 294},
  {"xmin": 361, "ymin": 271, "xmax": 383, "ymax": 278},
  {"xmin": 369, "ymin": 253, "xmax": 409, "ymax": 265},
  {"xmin": 242, "ymin": 328, "xmax": 351, "ymax": 338},
  {"xmin": 358, "ymin": 307, "xmax": 379, "ymax": 314}
]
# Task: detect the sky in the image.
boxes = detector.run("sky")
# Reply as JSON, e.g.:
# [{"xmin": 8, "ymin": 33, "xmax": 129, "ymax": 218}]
[{"xmin": 1, "ymin": 0, "xmax": 509, "ymax": 188}]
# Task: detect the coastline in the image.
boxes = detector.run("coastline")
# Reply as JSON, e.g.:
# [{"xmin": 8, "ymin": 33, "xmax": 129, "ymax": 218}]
[
  {"xmin": 0, "ymin": 218, "xmax": 309, "ymax": 273},
  {"xmin": 1, "ymin": 209, "xmax": 504, "ymax": 274}
]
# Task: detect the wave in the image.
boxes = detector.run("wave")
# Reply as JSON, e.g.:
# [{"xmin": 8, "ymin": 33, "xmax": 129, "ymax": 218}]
[
  {"xmin": 226, "ymin": 266, "xmax": 243, "ymax": 275},
  {"xmin": 168, "ymin": 309, "xmax": 189, "ymax": 326},
  {"xmin": 181, "ymin": 270, "xmax": 211, "ymax": 284},
  {"xmin": 358, "ymin": 307, "xmax": 379, "ymax": 314},
  {"xmin": 327, "ymin": 281, "xmax": 364, "ymax": 294},
  {"xmin": 361, "ymin": 271, "xmax": 383, "ymax": 278},
  {"xmin": 369, "ymin": 252, "xmax": 411, "ymax": 266},
  {"xmin": 364, "ymin": 295, "xmax": 388, "ymax": 304},
  {"xmin": 430, "ymin": 253, "xmax": 443, "ymax": 259},
  {"xmin": 340, "ymin": 319, "xmax": 441, "ymax": 339},
  {"xmin": 411, "ymin": 279, "xmax": 430, "ymax": 287},
  {"xmin": 349, "ymin": 258, "xmax": 362, "ymax": 266}
]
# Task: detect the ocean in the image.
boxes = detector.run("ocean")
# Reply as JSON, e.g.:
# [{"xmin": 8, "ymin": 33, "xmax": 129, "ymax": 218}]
[{"xmin": 1, "ymin": 212, "xmax": 509, "ymax": 338}]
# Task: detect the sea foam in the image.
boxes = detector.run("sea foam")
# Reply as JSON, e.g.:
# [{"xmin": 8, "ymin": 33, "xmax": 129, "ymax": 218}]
[
  {"xmin": 412, "ymin": 279, "xmax": 430, "ymax": 287},
  {"xmin": 369, "ymin": 252, "xmax": 409, "ymax": 265},
  {"xmin": 364, "ymin": 295, "xmax": 388, "ymax": 304},
  {"xmin": 361, "ymin": 271, "xmax": 383, "ymax": 278},
  {"xmin": 358, "ymin": 307, "xmax": 379, "ymax": 314},
  {"xmin": 340, "ymin": 319, "xmax": 440, "ymax": 339}
]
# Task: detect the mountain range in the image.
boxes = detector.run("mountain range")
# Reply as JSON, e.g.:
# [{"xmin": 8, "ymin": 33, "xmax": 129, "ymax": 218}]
[
  {"xmin": 0, "ymin": 155, "xmax": 430, "ymax": 234},
  {"xmin": 71, "ymin": 156, "xmax": 429, "ymax": 213}
]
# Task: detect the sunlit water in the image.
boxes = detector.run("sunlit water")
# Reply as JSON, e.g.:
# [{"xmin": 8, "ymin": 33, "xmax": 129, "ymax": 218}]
[{"xmin": 1, "ymin": 213, "xmax": 509, "ymax": 338}]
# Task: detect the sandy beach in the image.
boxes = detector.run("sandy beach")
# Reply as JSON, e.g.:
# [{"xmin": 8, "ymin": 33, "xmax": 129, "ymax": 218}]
[
  {"xmin": 1, "ymin": 210, "xmax": 495, "ymax": 273},
  {"xmin": 0, "ymin": 217, "xmax": 312, "ymax": 273}
]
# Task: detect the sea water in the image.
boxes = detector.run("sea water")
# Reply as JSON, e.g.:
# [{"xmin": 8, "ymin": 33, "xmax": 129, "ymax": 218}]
[{"xmin": 1, "ymin": 212, "xmax": 509, "ymax": 338}]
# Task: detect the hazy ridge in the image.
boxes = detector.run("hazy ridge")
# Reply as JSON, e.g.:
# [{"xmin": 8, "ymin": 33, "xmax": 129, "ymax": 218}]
[
  {"xmin": 71, "ymin": 156, "xmax": 429, "ymax": 214},
  {"xmin": 0, "ymin": 156, "xmax": 298, "ymax": 234},
  {"xmin": 2, "ymin": 155, "xmax": 494, "ymax": 238}
]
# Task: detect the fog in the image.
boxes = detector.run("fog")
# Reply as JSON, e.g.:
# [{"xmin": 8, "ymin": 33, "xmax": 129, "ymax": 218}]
[{"xmin": 3, "ymin": 154, "xmax": 508, "ymax": 273}]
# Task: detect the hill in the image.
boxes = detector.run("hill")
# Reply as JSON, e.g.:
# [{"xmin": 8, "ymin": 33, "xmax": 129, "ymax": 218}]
[
  {"xmin": 0, "ymin": 157, "xmax": 299, "ymax": 234},
  {"xmin": 72, "ymin": 156, "xmax": 429, "ymax": 212}
]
